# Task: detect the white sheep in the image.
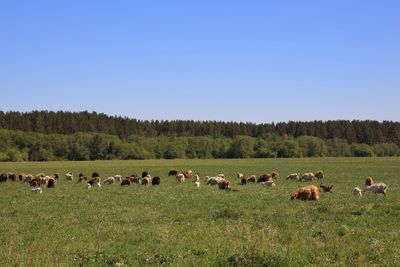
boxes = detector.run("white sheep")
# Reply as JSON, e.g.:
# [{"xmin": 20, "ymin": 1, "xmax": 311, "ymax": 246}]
[
  {"xmin": 206, "ymin": 176, "xmax": 225, "ymax": 185},
  {"xmin": 261, "ymin": 180, "xmax": 276, "ymax": 187},
  {"xmin": 301, "ymin": 173, "xmax": 315, "ymax": 182},
  {"xmin": 286, "ymin": 173, "xmax": 300, "ymax": 181},
  {"xmin": 352, "ymin": 187, "xmax": 362, "ymax": 197},
  {"xmin": 176, "ymin": 173, "xmax": 185, "ymax": 182},
  {"xmin": 65, "ymin": 172, "xmax": 73, "ymax": 181},
  {"xmin": 194, "ymin": 174, "xmax": 200, "ymax": 188},
  {"xmin": 31, "ymin": 187, "xmax": 43, "ymax": 194},
  {"xmin": 104, "ymin": 177, "xmax": 115, "ymax": 185},
  {"xmin": 364, "ymin": 183, "xmax": 388, "ymax": 196},
  {"xmin": 141, "ymin": 175, "xmax": 151, "ymax": 185},
  {"xmin": 114, "ymin": 175, "xmax": 122, "ymax": 182}
]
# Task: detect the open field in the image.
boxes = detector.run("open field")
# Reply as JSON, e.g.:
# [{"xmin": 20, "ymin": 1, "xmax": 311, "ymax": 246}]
[{"xmin": 0, "ymin": 158, "xmax": 399, "ymax": 266}]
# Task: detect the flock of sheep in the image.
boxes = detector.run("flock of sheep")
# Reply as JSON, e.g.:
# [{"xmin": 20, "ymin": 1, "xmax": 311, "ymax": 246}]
[{"xmin": 0, "ymin": 169, "xmax": 388, "ymax": 200}]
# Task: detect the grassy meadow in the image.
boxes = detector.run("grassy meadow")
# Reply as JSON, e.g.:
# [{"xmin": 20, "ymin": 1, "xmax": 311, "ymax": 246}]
[{"xmin": 0, "ymin": 158, "xmax": 399, "ymax": 266}]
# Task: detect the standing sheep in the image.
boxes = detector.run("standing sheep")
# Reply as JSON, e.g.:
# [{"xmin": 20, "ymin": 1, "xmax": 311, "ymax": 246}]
[
  {"xmin": 353, "ymin": 187, "xmax": 362, "ymax": 197},
  {"xmin": 364, "ymin": 183, "xmax": 388, "ymax": 196}
]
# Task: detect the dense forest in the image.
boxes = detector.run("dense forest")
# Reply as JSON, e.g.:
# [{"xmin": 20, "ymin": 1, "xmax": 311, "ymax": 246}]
[{"xmin": 0, "ymin": 111, "xmax": 399, "ymax": 161}]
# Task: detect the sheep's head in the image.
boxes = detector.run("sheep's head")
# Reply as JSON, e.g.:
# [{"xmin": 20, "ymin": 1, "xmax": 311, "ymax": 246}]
[{"xmin": 290, "ymin": 192, "xmax": 298, "ymax": 200}]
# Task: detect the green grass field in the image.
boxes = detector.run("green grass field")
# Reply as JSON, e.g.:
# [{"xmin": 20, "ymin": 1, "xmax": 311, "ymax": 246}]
[{"xmin": 0, "ymin": 158, "xmax": 399, "ymax": 266}]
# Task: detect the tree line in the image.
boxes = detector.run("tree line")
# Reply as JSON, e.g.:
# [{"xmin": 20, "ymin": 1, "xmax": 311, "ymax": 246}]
[
  {"xmin": 1, "ymin": 111, "xmax": 400, "ymax": 145},
  {"xmin": 0, "ymin": 129, "xmax": 399, "ymax": 162}
]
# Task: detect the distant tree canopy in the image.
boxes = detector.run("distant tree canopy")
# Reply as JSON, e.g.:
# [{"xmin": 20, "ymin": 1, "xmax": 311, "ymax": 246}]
[{"xmin": 0, "ymin": 110, "xmax": 399, "ymax": 161}]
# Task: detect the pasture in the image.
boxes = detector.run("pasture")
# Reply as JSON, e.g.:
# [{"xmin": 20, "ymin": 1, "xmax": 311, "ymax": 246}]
[{"xmin": 0, "ymin": 158, "xmax": 399, "ymax": 266}]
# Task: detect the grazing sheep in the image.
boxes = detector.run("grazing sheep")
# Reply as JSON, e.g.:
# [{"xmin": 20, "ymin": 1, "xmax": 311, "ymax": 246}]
[
  {"xmin": 320, "ymin": 184, "xmax": 333, "ymax": 193},
  {"xmin": 261, "ymin": 180, "xmax": 276, "ymax": 187},
  {"xmin": 7, "ymin": 173, "xmax": 16, "ymax": 181},
  {"xmin": 301, "ymin": 173, "xmax": 315, "ymax": 182},
  {"xmin": 0, "ymin": 173, "xmax": 8, "ymax": 183},
  {"xmin": 183, "ymin": 170, "xmax": 193, "ymax": 178},
  {"xmin": 53, "ymin": 173, "xmax": 59, "ymax": 180},
  {"xmin": 129, "ymin": 175, "xmax": 140, "ymax": 184},
  {"xmin": 87, "ymin": 177, "xmax": 101, "ymax": 189},
  {"xmin": 31, "ymin": 187, "xmax": 43, "ymax": 194},
  {"xmin": 286, "ymin": 173, "xmax": 300, "ymax": 181},
  {"xmin": 240, "ymin": 176, "xmax": 247, "ymax": 185},
  {"xmin": 365, "ymin": 176, "xmax": 374, "ymax": 186},
  {"xmin": 168, "ymin": 169, "xmax": 178, "ymax": 176},
  {"xmin": 176, "ymin": 173, "xmax": 185, "ymax": 183},
  {"xmin": 152, "ymin": 176, "xmax": 161, "ymax": 186},
  {"xmin": 65, "ymin": 172, "xmax": 73, "ymax": 181},
  {"xmin": 104, "ymin": 177, "xmax": 115, "ymax": 185},
  {"xmin": 121, "ymin": 179, "xmax": 131, "ymax": 186},
  {"xmin": 270, "ymin": 171, "xmax": 279, "ymax": 179},
  {"xmin": 364, "ymin": 183, "xmax": 388, "ymax": 196},
  {"xmin": 114, "ymin": 175, "xmax": 122, "ymax": 182},
  {"xmin": 257, "ymin": 174, "xmax": 272, "ymax": 183},
  {"xmin": 353, "ymin": 187, "xmax": 362, "ymax": 197},
  {"xmin": 206, "ymin": 176, "xmax": 226, "ymax": 185},
  {"xmin": 218, "ymin": 180, "xmax": 230, "ymax": 190},
  {"xmin": 30, "ymin": 178, "xmax": 41, "ymax": 187},
  {"xmin": 47, "ymin": 178, "xmax": 56, "ymax": 188},
  {"xmin": 36, "ymin": 173, "xmax": 46, "ymax": 179},
  {"xmin": 25, "ymin": 174, "xmax": 34, "ymax": 183},
  {"xmin": 142, "ymin": 171, "xmax": 149, "ymax": 178},
  {"xmin": 291, "ymin": 185, "xmax": 320, "ymax": 201},
  {"xmin": 247, "ymin": 175, "xmax": 257, "ymax": 183},
  {"xmin": 78, "ymin": 172, "xmax": 87, "ymax": 182},
  {"xmin": 315, "ymin": 171, "xmax": 325, "ymax": 179},
  {"xmin": 237, "ymin": 173, "xmax": 244, "ymax": 179},
  {"xmin": 19, "ymin": 173, "xmax": 27, "ymax": 183},
  {"xmin": 141, "ymin": 175, "xmax": 151, "ymax": 185},
  {"xmin": 194, "ymin": 174, "xmax": 200, "ymax": 187}
]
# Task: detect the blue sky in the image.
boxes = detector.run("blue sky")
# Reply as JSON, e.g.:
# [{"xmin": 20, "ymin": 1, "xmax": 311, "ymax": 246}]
[{"xmin": 1, "ymin": 1, "xmax": 399, "ymax": 123}]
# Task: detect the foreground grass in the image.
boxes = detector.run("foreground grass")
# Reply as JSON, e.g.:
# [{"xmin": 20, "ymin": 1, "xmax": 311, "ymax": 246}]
[{"xmin": 0, "ymin": 158, "xmax": 399, "ymax": 266}]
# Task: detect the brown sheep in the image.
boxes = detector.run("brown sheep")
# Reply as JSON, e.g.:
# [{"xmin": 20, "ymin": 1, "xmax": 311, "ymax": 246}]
[
  {"xmin": 30, "ymin": 178, "xmax": 41, "ymax": 187},
  {"xmin": 129, "ymin": 175, "xmax": 140, "ymax": 184},
  {"xmin": 183, "ymin": 170, "xmax": 193, "ymax": 178},
  {"xmin": 92, "ymin": 172, "xmax": 100, "ymax": 178},
  {"xmin": 240, "ymin": 176, "xmax": 247, "ymax": 185},
  {"xmin": 78, "ymin": 172, "xmax": 87, "ymax": 182},
  {"xmin": 218, "ymin": 180, "xmax": 230, "ymax": 190},
  {"xmin": 257, "ymin": 174, "xmax": 272, "ymax": 183},
  {"xmin": 365, "ymin": 176, "xmax": 374, "ymax": 186},
  {"xmin": 142, "ymin": 171, "xmax": 149, "ymax": 178},
  {"xmin": 121, "ymin": 179, "xmax": 131, "ymax": 186},
  {"xmin": 291, "ymin": 185, "xmax": 320, "ymax": 201},
  {"xmin": 8, "ymin": 173, "xmax": 17, "ymax": 181},
  {"xmin": 270, "ymin": 171, "xmax": 279, "ymax": 179},
  {"xmin": 315, "ymin": 171, "xmax": 324, "ymax": 179}
]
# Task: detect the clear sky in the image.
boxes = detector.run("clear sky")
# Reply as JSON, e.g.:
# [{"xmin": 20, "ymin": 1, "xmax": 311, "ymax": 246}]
[{"xmin": 1, "ymin": 1, "xmax": 399, "ymax": 123}]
